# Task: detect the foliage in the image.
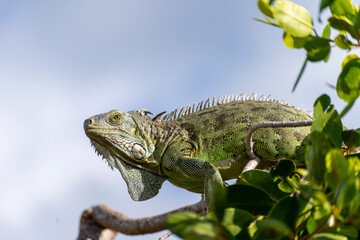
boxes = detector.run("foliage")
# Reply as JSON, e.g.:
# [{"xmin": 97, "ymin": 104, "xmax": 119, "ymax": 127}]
[
  {"xmin": 257, "ymin": 0, "xmax": 360, "ymax": 93},
  {"xmin": 166, "ymin": 1, "xmax": 360, "ymax": 239}
]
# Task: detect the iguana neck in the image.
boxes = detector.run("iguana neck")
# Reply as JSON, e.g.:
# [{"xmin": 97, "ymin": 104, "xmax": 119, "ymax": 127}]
[{"xmin": 129, "ymin": 111, "xmax": 188, "ymax": 163}]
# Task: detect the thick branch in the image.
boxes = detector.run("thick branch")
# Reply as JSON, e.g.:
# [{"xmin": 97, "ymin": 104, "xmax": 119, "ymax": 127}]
[{"xmin": 77, "ymin": 199, "xmax": 206, "ymax": 240}]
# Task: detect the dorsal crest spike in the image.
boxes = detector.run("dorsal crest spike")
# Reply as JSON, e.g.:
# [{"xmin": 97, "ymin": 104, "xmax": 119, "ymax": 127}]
[
  {"xmin": 187, "ymin": 106, "xmax": 192, "ymax": 115},
  {"xmin": 137, "ymin": 109, "xmax": 154, "ymax": 116},
  {"xmin": 199, "ymin": 101, "xmax": 204, "ymax": 111},
  {"xmin": 177, "ymin": 107, "xmax": 185, "ymax": 118},
  {"xmin": 204, "ymin": 98, "xmax": 210, "ymax": 109},
  {"xmin": 296, "ymin": 105, "xmax": 303, "ymax": 110},
  {"xmin": 217, "ymin": 95, "xmax": 222, "ymax": 105},
  {"xmin": 227, "ymin": 95, "xmax": 231, "ymax": 103},
  {"xmin": 183, "ymin": 105, "xmax": 190, "ymax": 116},
  {"xmin": 221, "ymin": 95, "xmax": 227, "ymax": 104},
  {"xmin": 242, "ymin": 93, "xmax": 247, "ymax": 101},
  {"xmin": 172, "ymin": 109, "xmax": 178, "ymax": 120},
  {"xmin": 248, "ymin": 93, "xmax": 255, "ymax": 100},
  {"xmin": 152, "ymin": 111, "xmax": 167, "ymax": 121},
  {"xmin": 170, "ymin": 108, "xmax": 178, "ymax": 120}
]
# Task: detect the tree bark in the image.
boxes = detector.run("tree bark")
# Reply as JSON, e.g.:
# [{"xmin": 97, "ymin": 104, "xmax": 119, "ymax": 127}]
[{"xmin": 77, "ymin": 199, "xmax": 206, "ymax": 240}]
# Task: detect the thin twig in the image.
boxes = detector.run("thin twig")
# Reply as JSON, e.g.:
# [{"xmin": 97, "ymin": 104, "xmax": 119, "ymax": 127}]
[{"xmin": 159, "ymin": 232, "xmax": 173, "ymax": 240}]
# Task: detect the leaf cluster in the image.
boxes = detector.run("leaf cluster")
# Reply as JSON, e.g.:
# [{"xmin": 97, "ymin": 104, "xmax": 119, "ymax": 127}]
[
  {"xmin": 165, "ymin": 1, "xmax": 360, "ymax": 239},
  {"xmin": 167, "ymin": 145, "xmax": 360, "ymax": 240},
  {"xmin": 257, "ymin": 0, "xmax": 360, "ymax": 93}
]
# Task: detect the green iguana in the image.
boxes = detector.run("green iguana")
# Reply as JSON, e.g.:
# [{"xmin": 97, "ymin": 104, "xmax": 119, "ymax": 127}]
[{"xmin": 83, "ymin": 94, "xmax": 313, "ymax": 208}]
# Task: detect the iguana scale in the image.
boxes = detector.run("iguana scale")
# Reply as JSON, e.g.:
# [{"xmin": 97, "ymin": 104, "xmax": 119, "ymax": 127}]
[{"xmin": 83, "ymin": 94, "xmax": 313, "ymax": 208}]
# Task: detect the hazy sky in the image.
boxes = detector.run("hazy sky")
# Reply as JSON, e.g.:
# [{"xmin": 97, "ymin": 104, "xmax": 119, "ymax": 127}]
[{"xmin": 0, "ymin": 1, "xmax": 359, "ymax": 239}]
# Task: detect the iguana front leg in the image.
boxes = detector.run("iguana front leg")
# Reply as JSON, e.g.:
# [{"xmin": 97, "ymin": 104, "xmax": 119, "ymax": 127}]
[{"xmin": 161, "ymin": 148, "xmax": 223, "ymax": 210}]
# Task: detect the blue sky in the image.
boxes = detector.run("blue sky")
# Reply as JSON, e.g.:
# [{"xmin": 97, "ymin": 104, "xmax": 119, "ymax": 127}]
[{"xmin": 0, "ymin": 1, "xmax": 359, "ymax": 239}]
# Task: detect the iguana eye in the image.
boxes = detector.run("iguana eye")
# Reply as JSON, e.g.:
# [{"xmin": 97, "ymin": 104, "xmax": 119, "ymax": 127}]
[
  {"xmin": 108, "ymin": 112, "xmax": 124, "ymax": 125},
  {"xmin": 113, "ymin": 114, "xmax": 121, "ymax": 121}
]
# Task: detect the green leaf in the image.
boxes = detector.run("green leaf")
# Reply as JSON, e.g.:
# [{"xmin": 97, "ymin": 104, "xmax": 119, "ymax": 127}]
[
  {"xmin": 349, "ymin": 192, "xmax": 360, "ymax": 217},
  {"xmin": 341, "ymin": 54, "xmax": 359, "ymax": 70},
  {"xmin": 278, "ymin": 174, "xmax": 300, "ymax": 193},
  {"xmin": 239, "ymin": 169, "xmax": 288, "ymax": 200},
  {"xmin": 273, "ymin": 0, "xmax": 313, "ymax": 38},
  {"xmin": 226, "ymin": 185, "xmax": 273, "ymax": 215},
  {"xmin": 300, "ymin": 184, "xmax": 327, "ymax": 202},
  {"xmin": 348, "ymin": 156, "xmax": 360, "ymax": 173},
  {"xmin": 353, "ymin": 8, "xmax": 360, "ymax": 34},
  {"xmin": 334, "ymin": 179, "xmax": 357, "ymax": 211},
  {"xmin": 258, "ymin": 0, "xmax": 274, "ymax": 19},
  {"xmin": 300, "ymin": 185, "xmax": 332, "ymax": 229},
  {"xmin": 304, "ymin": 37, "xmax": 331, "ymax": 62},
  {"xmin": 324, "ymin": 149, "xmax": 352, "ymax": 189},
  {"xmin": 342, "ymin": 130, "xmax": 360, "ymax": 149},
  {"xmin": 310, "ymin": 232, "xmax": 348, "ymax": 240},
  {"xmin": 166, "ymin": 212, "xmax": 220, "ymax": 240},
  {"xmin": 295, "ymin": 199, "xmax": 313, "ymax": 231},
  {"xmin": 322, "ymin": 24, "xmax": 331, "ymax": 39},
  {"xmin": 321, "ymin": 25, "xmax": 332, "ymax": 62},
  {"xmin": 323, "ymin": 110, "xmax": 343, "ymax": 148},
  {"xmin": 282, "ymin": 32, "xmax": 308, "ymax": 48},
  {"xmin": 320, "ymin": 0, "xmax": 335, "ymax": 14},
  {"xmin": 350, "ymin": 218, "xmax": 360, "ymax": 229},
  {"xmin": 268, "ymin": 197, "xmax": 300, "ymax": 231},
  {"xmin": 269, "ymin": 160, "xmax": 300, "ymax": 193},
  {"xmin": 312, "ymin": 94, "xmax": 343, "ymax": 148},
  {"xmin": 334, "ymin": 34, "xmax": 353, "ymax": 49},
  {"xmin": 270, "ymin": 159, "xmax": 296, "ymax": 180},
  {"xmin": 306, "ymin": 214, "xmax": 335, "ymax": 235},
  {"xmin": 211, "ymin": 182, "xmax": 227, "ymax": 222},
  {"xmin": 335, "ymin": 225, "xmax": 359, "ymax": 240},
  {"xmin": 253, "ymin": 218, "xmax": 294, "ymax": 239},
  {"xmin": 306, "ymin": 132, "xmax": 332, "ymax": 183},
  {"xmin": 329, "ymin": 0, "xmax": 355, "ymax": 21},
  {"xmin": 312, "ymin": 94, "xmax": 330, "ymax": 132},
  {"xmin": 328, "ymin": 15, "xmax": 358, "ymax": 39},
  {"xmin": 337, "ymin": 57, "xmax": 360, "ymax": 103},
  {"xmin": 221, "ymin": 208, "xmax": 253, "ymax": 238}
]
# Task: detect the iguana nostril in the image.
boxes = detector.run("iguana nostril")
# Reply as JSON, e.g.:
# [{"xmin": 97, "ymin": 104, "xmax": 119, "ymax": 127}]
[
  {"xmin": 132, "ymin": 144, "xmax": 146, "ymax": 160},
  {"xmin": 83, "ymin": 118, "xmax": 94, "ymax": 130}
]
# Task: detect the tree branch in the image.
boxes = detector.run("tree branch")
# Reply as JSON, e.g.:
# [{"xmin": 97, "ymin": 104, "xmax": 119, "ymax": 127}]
[{"xmin": 77, "ymin": 199, "xmax": 206, "ymax": 240}]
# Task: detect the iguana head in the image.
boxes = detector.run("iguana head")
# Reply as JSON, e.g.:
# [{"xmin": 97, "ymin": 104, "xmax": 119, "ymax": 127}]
[
  {"xmin": 84, "ymin": 110, "xmax": 158, "ymax": 172},
  {"xmin": 84, "ymin": 110, "xmax": 165, "ymax": 201}
]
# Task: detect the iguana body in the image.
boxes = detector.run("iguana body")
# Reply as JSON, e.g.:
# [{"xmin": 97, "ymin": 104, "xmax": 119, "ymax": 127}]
[{"xmin": 84, "ymin": 95, "xmax": 312, "ymax": 207}]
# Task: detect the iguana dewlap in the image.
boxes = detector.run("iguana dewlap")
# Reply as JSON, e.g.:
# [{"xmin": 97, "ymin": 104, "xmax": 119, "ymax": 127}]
[{"xmin": 84, "ymin": 94, "xmax": 312, "ymax": 207}]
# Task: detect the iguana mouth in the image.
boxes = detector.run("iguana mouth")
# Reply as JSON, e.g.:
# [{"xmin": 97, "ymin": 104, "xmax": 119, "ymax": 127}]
[
  {"xmin": 85, "ymin": 127, "xmax": 146, "ymax": 160},
  {"xmin": 90, "ymin": 139, "xmax": 159, "ymax": 175},
  {"xmin": 90, "ymin": 138, "xmax": 140, "ymax": 169}
]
